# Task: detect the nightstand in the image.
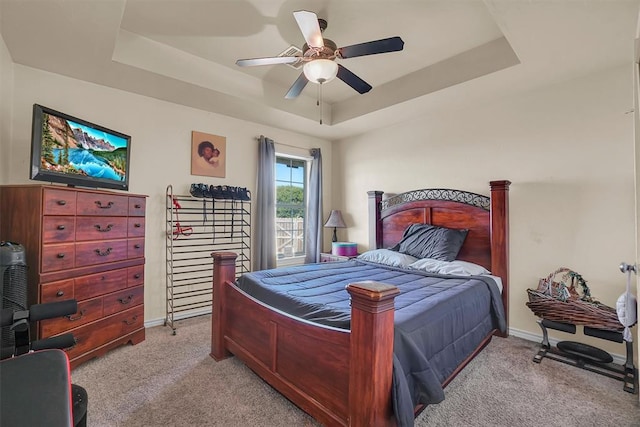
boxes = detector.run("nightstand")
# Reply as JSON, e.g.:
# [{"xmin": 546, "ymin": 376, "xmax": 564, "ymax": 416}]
[{"xmin": 320, "ymin": 252, "xmax": 359, "ymax": 263}]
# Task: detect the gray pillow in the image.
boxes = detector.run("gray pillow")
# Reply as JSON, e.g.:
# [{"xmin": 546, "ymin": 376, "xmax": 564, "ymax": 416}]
[{"xmin": 390, "ymin": 223, "xmax": 468, "ymax": 262}]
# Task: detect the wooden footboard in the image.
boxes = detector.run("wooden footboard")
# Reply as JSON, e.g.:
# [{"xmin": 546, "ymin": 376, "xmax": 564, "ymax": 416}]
[{"xmin": 210, "ymin": 252, "xmax": 399, "ymax": 427}]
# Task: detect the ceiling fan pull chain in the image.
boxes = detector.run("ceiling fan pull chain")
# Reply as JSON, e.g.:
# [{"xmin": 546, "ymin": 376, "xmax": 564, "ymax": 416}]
[{"xmin": 319, "ymin": 83, "xmax": 323, "ymax": 125}]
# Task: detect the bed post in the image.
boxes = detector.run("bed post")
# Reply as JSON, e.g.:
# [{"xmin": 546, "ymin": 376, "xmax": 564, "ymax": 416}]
[
  {"xmin": 368, "ymin": 191, "xmax": 383, "ymax": 249},
  {"xmin": 347, "ymin": 281, "xmax": 400, "ymax": 426},
  {"xmin": 210, "ymin": 251, "xmax": 238, "ymax": 361},
  {"xmin": 489, "ymin": 180, "xmax": 511, "ymax": 337}
]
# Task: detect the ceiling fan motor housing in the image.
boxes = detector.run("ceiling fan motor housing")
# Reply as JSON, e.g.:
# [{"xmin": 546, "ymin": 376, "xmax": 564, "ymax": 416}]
[{"xmin": 302, "ymin": 38, "xmax": 338, "ymax": 59}]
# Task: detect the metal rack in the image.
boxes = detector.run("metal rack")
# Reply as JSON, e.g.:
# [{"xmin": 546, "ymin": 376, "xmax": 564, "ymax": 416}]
[{"xmin": 165, "ymin": 185, "xmax": 251, "ymax": 334}]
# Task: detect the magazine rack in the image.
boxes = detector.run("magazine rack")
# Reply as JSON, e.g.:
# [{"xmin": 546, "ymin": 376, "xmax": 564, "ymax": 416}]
[{"xmin": 533, "ymin": 318, "xmax": 637, "ymax": 394}]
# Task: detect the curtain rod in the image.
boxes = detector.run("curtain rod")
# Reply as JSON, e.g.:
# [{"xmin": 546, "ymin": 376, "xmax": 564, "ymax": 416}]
[{"xmin": 255, "ymin": 137, "xmax": 311, "ymax": 151}]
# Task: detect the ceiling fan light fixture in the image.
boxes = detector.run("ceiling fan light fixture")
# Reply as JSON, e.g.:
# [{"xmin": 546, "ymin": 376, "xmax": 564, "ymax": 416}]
[{"xmin": 303, "ymin": 59, "xmax": 338, "ymax": 84}]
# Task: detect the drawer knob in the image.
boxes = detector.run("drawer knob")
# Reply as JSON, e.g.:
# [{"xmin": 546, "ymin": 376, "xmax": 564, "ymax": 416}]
[
  {"xmin": 123, "ymin": 315, "xmax": 138, "ymax": 326},
  {"xmin": 95, "ymin": 200, "xmax": 114, "ymax": 209},
  {"xmin": 134, "ymin": 223, "xmax": 141, "ymax": 228},
  {"xmin": 135, "ymin": 204, "xmax": 141, "ymax": 209},
  {"xmin": 57, "ymin": 225, "xmax": 66, "ymax": 230},
  {"xmin": 56, "ymin": 290, "xmax": 64, "ymax": 297},
  {"xmin": 118, "ymin": 295, "xmax": 133, "ymax": 305},
  {"xmin": 134, "ymin": 274, "xmax": 141, "ymax": 279},
  {"xmin": 56, "ymin": 200, "xmax": 67, "ymax": 206},
  {"xmin": 57, "ymin": 253, "xmax": 65, "ymax": 259},
  {"xmin": 134, "ymin": 244, "xmax": 141, "ymax": 249},
  {"xmin": 94, "ymin": 247, "xmax": 112, "ymax": 256},
  {"xmin": 94, "ymin": 224, "xmax": 113, "ymax": 232},
  {"xmin": 66, "ymin": 310, "xmax": 85, "ymax": 322}
]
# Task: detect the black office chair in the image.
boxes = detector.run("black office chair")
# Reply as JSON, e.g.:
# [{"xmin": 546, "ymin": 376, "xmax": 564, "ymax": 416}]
[{"xmin": 1, "ymin": 300, "xmax": 88, "ymax": 427}]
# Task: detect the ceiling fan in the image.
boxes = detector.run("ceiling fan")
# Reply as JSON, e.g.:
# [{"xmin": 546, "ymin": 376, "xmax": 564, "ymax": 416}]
[{"xmin": 235, "ymin": 10, "xmax": 404, "ymax": 99}]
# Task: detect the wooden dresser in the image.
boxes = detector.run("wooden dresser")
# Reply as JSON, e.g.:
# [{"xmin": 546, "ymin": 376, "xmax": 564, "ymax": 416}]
[{"xmin": 0, "ymin": 185, "xmax": 146, "ymax": 368}]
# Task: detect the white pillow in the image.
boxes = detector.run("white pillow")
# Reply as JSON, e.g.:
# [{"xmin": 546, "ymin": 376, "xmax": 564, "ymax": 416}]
[
  {"xmin": 409, "ymin": 258, "xmax": 490, "ymax": 276},
  {"xmin": 357, "ymin": 249, "xmax": 418, "ymax": 268},
  {"xmin": 407, "ymin": 258, "xmax": 448, "ymax": 273}
]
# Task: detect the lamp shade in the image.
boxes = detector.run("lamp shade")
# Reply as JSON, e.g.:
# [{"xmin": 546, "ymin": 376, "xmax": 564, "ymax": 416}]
[
  {"xmin": 324, "ymin": 210, "xmax": 346, "ymax": 228},
  {"xmin": 303, "ymin": 59, "xmax": 338, "ymax": 84}
]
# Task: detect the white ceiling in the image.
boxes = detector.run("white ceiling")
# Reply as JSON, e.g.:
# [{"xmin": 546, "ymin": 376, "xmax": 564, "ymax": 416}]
[{"xmin": 1, "ymin": 0, "xmax": 639, "ymax": 140}]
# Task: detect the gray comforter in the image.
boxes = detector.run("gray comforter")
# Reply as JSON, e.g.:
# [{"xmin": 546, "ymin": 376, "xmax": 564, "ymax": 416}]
[{"xmin": 236, "ymin": 260, "xmax": 506, "ymax": 426}]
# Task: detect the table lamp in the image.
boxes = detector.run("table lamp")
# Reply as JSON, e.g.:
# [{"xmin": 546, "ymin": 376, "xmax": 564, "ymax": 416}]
[{"xmin": 324, "ymin": 210, "xmax": 346, "ymax": 242}]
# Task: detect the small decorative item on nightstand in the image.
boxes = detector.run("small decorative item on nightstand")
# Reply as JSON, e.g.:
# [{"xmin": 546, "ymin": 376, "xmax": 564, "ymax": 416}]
[
  {"xmin": 320, "ymin": 252, "xmax": 359, "ymax": 263},
  {"xmin": 331, "ymin": 242, "xmax": 357, "ymax": 257}
]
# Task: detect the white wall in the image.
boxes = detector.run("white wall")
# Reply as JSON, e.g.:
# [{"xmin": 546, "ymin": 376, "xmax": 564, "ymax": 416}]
[
  {"xmin": 0, "ymin": 35, "xmax": 13, "ymax": 183},
  {"xmin": 334, "ymin": 65, "xmax": 637, "ymax": 356},
  {"xmin": 2, "ymin": 64, "xmax": 332, "ymax": 323}
]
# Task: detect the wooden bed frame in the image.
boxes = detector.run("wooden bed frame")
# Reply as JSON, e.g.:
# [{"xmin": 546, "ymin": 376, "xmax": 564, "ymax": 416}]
[{"xmin": 210, "ymin": 180, "xmax": 510, "ymax": 426}]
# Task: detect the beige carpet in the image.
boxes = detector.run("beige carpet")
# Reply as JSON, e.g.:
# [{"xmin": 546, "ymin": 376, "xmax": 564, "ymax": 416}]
[{"xmin": 72, "ymin": 315, "xmax": 640, "ymax": 426}]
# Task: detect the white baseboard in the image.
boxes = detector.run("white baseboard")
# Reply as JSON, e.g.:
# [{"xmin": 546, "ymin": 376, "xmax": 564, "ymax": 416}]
[{"xmin": 144, "ymin": 308, "xmax": 212, "ymax": 329}]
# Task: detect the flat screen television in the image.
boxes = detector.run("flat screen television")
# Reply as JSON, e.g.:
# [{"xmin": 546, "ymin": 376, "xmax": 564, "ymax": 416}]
[{"xmin": 30, "ymin": 104, "xmax": 131, "ymax": 191}]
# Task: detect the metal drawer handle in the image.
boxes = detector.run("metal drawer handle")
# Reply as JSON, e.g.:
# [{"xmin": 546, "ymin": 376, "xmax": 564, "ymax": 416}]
[
  {"xmin": 134, "ymin": 244, "xmax": 141, "ymax": 249},
  {"xmin": 57, "ymin": 253, "xmax": 65, "ymax": 259},
  {"xmin": 135, "ymin": 204, "xmax": 141, "ymax": 209},
  {"xmin": 66, "ymin": 310, "xmax": 85, "ymax": 321},
  {"xmin": 94, "ymin": 247, "xmax": 112, "ymax": 256},
  {"xmin": 134, "ymin": 223, "xmax": 141, "ymax": 228},
  {"xmin": 134, "ymin": 274, "xmax": 141, "ymax": 279},
  {"xmin": 56, "ymin": 290, "xmax": 64, "ymax": 297},
  {"xmin": 95, "ymin": 201, "xmax": 114, "ymax": 209},
  {"xmin": 123, "ymin": 315, "xmax": 138, "ymax": 326},
  {"xmin": 57, "ymin": 225, "xmax": 66, "ymax": 230},
  {"xmin": 118, "ymin": 295, "xmax": 133, "ymax": 305},
  {"xmin": 56, "ymin": 200, "xmax": 67, "ymax": 206},
  {"xmin": 94, "ymin": 224, "xmax": 113, "ymax": 232}
]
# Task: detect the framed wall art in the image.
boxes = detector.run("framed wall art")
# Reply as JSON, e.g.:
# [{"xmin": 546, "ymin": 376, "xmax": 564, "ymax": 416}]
[{"xmin": 191, "ymin": 131, "xmax": 226, "ymax": 178}]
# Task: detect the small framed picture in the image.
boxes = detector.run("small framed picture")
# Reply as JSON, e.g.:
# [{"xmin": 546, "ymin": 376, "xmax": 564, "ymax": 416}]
[{"xmin": 191, "ymin": 131, "xmax": 226, "ymax": 178}]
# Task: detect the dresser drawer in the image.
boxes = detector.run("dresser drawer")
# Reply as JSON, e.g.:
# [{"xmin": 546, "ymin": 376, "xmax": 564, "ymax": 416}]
[
  {"xmin": 43, "ymin": 188, "xmax": 77, "ymax": 215},
  {"xmin": 63, "ymin": 305, "xmax": 144, "ymax": 361},
  {"xmin": 40, "ymin": 279, "xmax": 74, "ymax": 302},
  {"xmin": 103, "ymin": 285, "xmax": 144, "ymax": 316},
  {"xmin": 74, "ymin": 268, "xmax": 128, "ymax": 300},
  {"xmin": 127, "ymin": 265, "xmax": 144, "ymax": 287},
  {"xmin": 128, "ymin": 197, "xmax": 146, "ymax": 216},
  {"xmin": 42, "ymin": 216, "xmax": 76, "ymax": 243},
  {"xmin": 75, "ymin": 240, "xmax": 128, "ymax": 267},
  {"xmin": 40, "ymin": 296, "xmax": 103, "ymax": 336},
  {"xmin": 76, "ymin": 192, "xmax": 128, "ymax": 216},
  {"xmin": 76, "ymin": 216, "xmax": 128, "ymax": 241},
  {"xmin": 127, "ymin": 217, "xmax": 145, "ymax": 237},
  {"xmin": 41, "ymin": 243, "xmax": 75, "ymax": 272},
  {"xmin": 128, "ymin": 238, "xmax": 145, "ymax": 259}
]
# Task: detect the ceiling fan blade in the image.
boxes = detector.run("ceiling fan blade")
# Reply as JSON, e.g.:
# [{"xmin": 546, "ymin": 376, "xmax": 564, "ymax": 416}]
[
  {"xmin": 236, "ymin": 56, "xmax": 300, "ymax": 67},
  {"xmin": 338, "ymin": 36, "xmax": 404, "ymax": 59},
  {"xmin": 285, "ymin": 73, "xmax": 309, "ymax": 99},
  {"xmin": 293, "ymin": 10, "xmax": 324, "ymax": 48},
  {"xmin": 337, "ymin": 64, "xmax": 372, "ymax": 94}
]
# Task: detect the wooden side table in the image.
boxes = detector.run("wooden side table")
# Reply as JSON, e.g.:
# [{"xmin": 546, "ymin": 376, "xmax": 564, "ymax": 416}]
[{"xmin": 320, "ymin": 252, "xmax": 359, "ymax": 263}]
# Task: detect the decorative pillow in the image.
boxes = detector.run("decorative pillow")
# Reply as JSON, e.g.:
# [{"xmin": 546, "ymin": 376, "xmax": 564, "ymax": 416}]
[
  {"xmin": 409, "ymin": 258, "xmax": 490, "ymax": 276},
  {"xmin": 357, "ymin": 249, "xmax": 418, "ymax": 268},
  {"xmin": 390, "ymin": 223, "xmax": 468, "ymax": 262}
]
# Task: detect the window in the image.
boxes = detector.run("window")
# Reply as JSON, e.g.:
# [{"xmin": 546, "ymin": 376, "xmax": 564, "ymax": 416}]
[{"xmin": 275, "ymin": 155, "xmax": 307, "ymax": 262}]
